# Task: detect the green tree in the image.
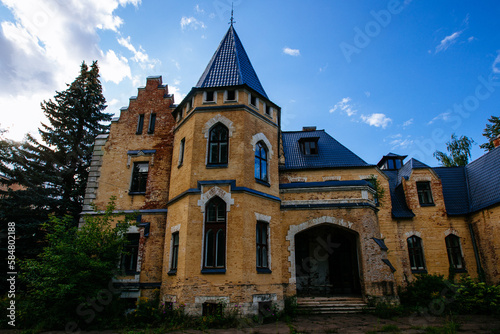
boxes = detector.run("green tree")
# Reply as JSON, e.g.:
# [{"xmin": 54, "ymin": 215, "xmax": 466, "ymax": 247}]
[
  {"xmin": 19, "ymin": 198, "xmax": 131, "ymax": 330},
  {"xmin": 0, "ymin": 61, "xmax": 111, "ymax": 266},
  {"xmin": 433, "ymin": 134, "xmax": 475, "ymax": 167},
  {"xmin": 479, "ymin": 115, "xmax": 500, "ymax": 151}
]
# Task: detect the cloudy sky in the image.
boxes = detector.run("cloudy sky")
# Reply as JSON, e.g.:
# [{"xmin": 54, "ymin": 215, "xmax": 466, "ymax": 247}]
[{"xmin": 1, "ymin": 0, "xmax": 499, "ymax": 166}]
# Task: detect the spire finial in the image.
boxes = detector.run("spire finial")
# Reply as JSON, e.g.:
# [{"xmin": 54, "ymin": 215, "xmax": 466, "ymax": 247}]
[{"xmin": 229, "ymin": 2, "xmax": 235, "ymax": 26}]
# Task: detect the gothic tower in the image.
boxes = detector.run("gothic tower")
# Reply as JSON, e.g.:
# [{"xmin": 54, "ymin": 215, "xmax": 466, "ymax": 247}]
[{"xmin": 162, "ymin": 24, "xmax": 283, "ymax": 314}]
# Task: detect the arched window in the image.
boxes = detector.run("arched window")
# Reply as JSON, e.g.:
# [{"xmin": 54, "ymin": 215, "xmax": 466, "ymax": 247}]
[
  {"xmin": 407, "ymin": 236, "xmax": 426, "ymax": 272},
  {"xmin": 208, "ymin": 123, "xmax": 228, "ymax": 165},
  {"xmin": 204, "ymin": 197, "xmax": 226, "ymax": 269},
  {"xmin": 254, "ymin": 141, "xmax": 268, "ymax": 182},
  {"xmin": 445, "ymin": 235, "xmax": 465, "ymax": 271}
]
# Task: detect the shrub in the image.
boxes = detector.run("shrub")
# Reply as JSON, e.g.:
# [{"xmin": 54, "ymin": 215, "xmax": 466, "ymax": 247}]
[
  {"xmin": 450, "ymin": 276, "xmax": 500, "ymax": 315},
  {"xmin": 399, "ymin": 274, "xmax": 452, "ymax": 308}
]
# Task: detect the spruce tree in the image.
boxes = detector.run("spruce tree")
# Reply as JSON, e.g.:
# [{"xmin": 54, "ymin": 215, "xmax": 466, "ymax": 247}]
[
  {"xmin": 0, "ymin": 61, "xmax": 111, "ymax": 270},
  {"xmin": 479, "ymin": 115, "xmax": 500, "ymax": 151}
]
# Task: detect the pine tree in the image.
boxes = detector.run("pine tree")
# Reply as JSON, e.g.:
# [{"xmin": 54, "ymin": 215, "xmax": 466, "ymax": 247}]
[
  {"xmin": 0, "ymin": 61, "xmax": 111, "ymax": 268},
  {"xmin": 433, "ymin": 134, "xmax": 474, "ymax": 167},
  {"xmin": 479, "ymin": 115, "xmax": 500, "ymax": 151}
]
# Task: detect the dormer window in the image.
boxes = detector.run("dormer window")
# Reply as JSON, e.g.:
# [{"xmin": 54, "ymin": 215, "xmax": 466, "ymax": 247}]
[
  {"xmin": 385, "ymin": 159, "xmax": 402, "ymax": 170},
  {"xmin": 225, "ymin": 89, "xmax": 237, "ymax": 102},
  {"xmin": 299, "ymin": 137, "xmax": 319, "ymax": 155},
  {"xmin": 265, "ymin": 104, "xmax": 272, "ymax": 117},
  {"xmin": 204, "ymin": 91, "xmax": 216, "ymax": 103},
  {"xmin": 249, "ymin": 94, "xmax": 258, "ymax": 108},
  {"xmin": 186, "ymin": 98, "xmax": 193, "ymax": 113}
]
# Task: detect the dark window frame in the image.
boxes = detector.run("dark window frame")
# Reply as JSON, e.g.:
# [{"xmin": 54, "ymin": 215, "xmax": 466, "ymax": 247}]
[
  {"xmin": 299, "ymin": 138, "xmax": 319, "ymax": 155},
  {"xmin": 170, "ymin": 232, "xmax": 179, "ymax": 272},
  {"xmin": 120, "ymin": 233, "xmax": 140, "ymax": 275},
  {"xmin": 136, "ymin": 114, "xmax": 145, "ymax": 134},
  {"xmin": 254, "ymin": 141, "xmax": 268, "ymax": 183},
  {"xmin": 226, "ymin": 89, "xmax": 236, "ymax": 101},
  {"xmin": 205, "ymin": 91, "xmax": 215, "ymax": 103},
  {"xmin": 417, "ymin": 181, "xmax": 434, "ymax": 206},
  {"xmin": 207, "ymin": 123, "xmax": 229, "ymax": 166},
  {"xmin": 445, "ymin": 234, "xmax": 465, "ymax": 271},
  {"xmin": 203, "ymin": 197, "xmax": 226, "ymax": 270},
  {"xmin": 178, "ymin": 138, "xmax": 185, "ymax": 167},
  {"xmin": 147, "ymin": 113, "xmax": 156, "ymax": 134},
  {"xmin": 407, "ymin": 235, "xmax": 426, "ymax": 272},
  {"xmin": 130, "ymin": 162, "xmax": 149, "ymax": 194},
  {"xmin": 256, "ymin": 221, "xmax": 269, "ymax": 270}
]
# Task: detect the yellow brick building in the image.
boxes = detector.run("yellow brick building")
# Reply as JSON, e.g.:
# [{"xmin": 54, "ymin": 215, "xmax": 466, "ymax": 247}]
[{"xmin": 82, "ymin": 24, "xmax": 500, "ymax": 315}]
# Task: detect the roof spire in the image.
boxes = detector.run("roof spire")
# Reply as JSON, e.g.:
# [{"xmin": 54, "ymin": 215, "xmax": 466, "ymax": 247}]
[{"xmin": 229, "ymin": 2, "xmax": 235, "ymax": 26}]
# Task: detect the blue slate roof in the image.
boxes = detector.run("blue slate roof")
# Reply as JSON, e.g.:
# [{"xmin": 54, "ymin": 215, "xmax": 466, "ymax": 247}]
[
  {"xmin": 281, "ymin": 130, "xmax": 369, "ymax": 170},
  {"xmin": 196, "ymin": 25, "xmax": 268, "ymax": 98},
  {"xmin": 433, "ymin": 167, "xmax": 470, "ymax": 215},
  {"xmin": 466, "ymin": 146, "xmax": 500, "ymax": 212},
  {"xmin": 383, "ymin": 170, "xmax": 415, "ymax": 219},
  {"xmin": 397, "ymin": 158, "xmax": 430, "ymax": 186}
]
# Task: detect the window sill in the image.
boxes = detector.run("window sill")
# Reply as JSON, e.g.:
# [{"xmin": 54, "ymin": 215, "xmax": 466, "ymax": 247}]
[
  {"xmin": 203, "ymin": 101, "xmax": 216, "ymax": 104},
  {"xmin": 206, "ymin": 164, "xmax": 228, "ymax": 169},
  {"xmin": 255, "ymin": 179, "xmax": 271, "ymax": 187},
  {"xmin": 201, "ymin": 268, "xmax": 226, "ymax": 274},
  {"xmin": 167, "ymin": 270, "xmax": 177, "ymax": 276},
  {"xmin": 419, "ymin": 203, "xmax": 435, "ymax": 207},
  {"xmin": 257, "ymin": 268, "xmax": 272, "ymax": 274},
  {"xmin": 224, "ymin": 100, "xmax": 237, "ymax": 103},
  {"xmin": 411, "ymin": 269, "xmax": 428, "ymax": 274},
  {"xmin": 128, "ymin": 191, "xmax": 146, "ymax": 195}
]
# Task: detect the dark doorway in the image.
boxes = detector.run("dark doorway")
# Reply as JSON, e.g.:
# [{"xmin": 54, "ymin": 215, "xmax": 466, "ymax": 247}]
[{"xmin": 295, "ymin": 224, "xmax": 361, "ymax": 296}]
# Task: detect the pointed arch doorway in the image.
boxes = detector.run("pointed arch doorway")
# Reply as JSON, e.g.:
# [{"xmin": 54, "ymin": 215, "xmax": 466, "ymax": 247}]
[{"xmin": 294, "ymin": 224, "xmax": 361, "ymax": 296}]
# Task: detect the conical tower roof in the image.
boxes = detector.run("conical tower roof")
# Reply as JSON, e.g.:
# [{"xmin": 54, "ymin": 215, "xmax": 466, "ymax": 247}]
[{"xmin": 196, "ymin": 25, "xmax": 268, "ymax": 99}]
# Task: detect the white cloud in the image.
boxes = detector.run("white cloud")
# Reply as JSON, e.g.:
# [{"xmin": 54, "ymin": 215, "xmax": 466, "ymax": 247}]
[
  {"xmin": 403, "ymin": 118, "xmax": 414, "ymax": 127},
  {"xmin": 428, "ymin": 112, "xmax": 452, "ymax": 125},
  {"xmin": 117, "ymin": 35, "xmax": 159, "ymax": 69},
  {"xmin": 435, "ymin": 31, "xmax": 462, "ymax": 53},
  {"xmin": 330, "ymin": 97, "xmax": 357, "ymax": 116},
  {"xmin": 0, "ymin": 0, "xmax": 139, "ymax": 140},
  {"xmin": 468, "ymin": 36, "xmax": 476, "ymax": 42},
  {"xmin": 364, "ymin": 91, "xmax": 371, "ymax": 98},
  {"xmin": 195, "ymin": 4, "xmax": 204, "ymax": 14},
  {"xmin": 180, "ymin": 16, "xmax": 206, "ymax": 30},
  {"xmin": 390, "ymin": 138, "xmax": 414, "ymax": 149},
  {"xmin": 361, "ymin": 113, "xmax": 392, "ymax": 129},
  {"xmin": 493, "ymin": 51, "xmax": 500, "ymax": 74},
  {"xmin": 100, "ymin": 49, "xmax": 131, "ymax": 84},
  {"xmin": 283, "ymin": 47, "xmax": 300, "ymax": 57}
]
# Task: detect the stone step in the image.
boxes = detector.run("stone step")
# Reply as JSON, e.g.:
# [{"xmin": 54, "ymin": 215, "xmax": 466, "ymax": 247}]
[{"xmin": 296, "ymin": 296, "xmax": 369, "ymax": 314}]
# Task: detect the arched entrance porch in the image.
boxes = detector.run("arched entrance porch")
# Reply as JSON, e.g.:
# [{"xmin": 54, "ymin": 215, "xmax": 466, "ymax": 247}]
[{"xmin": 294, "ymin": 224, "xmax": 360, "ymax": 296}]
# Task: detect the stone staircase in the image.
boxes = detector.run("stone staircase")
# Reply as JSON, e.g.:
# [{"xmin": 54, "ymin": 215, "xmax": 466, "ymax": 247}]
[{"xmin": 296, "ymin": 296, "xmax": 369, "ymax": 314}]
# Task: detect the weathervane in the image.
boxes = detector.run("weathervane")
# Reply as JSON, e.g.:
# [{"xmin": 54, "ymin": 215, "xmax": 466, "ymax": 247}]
[{"xmin": 229, "ymin": 2, "xmax": 235, "ymax": 26}]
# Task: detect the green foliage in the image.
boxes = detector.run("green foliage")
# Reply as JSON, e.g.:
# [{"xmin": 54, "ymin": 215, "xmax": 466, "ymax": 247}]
[
  {"xmin": 479, "ymin": 115, "xmax": 500, "ymax": 151},
  {"xmin": 367, "ymin": 174, "xmax": 385, "ymax": 206},
  {"xmin": 18, "ymin": 198, "xmax": 131, "ymax": 330},
  {"xmin": 450, "ymin": 276, "xmax": 500, "ymax": 315},
  {"xmin": 399, "ymin": 274, "xmax": 452, "ymax": 308},
  {"xmin": 0, "ymin": 61, "xmax": 112, "ymax": 273},
  {"xmin": 399, "ymin": 274, "xmax": 500, "ymax": 316},
  {"xmin": 283, "ymin": 295, "xmax": 298, "ymax": 318},
  {"xmin": 433, "ymin": 134, "xmax": 475, "ymax": 167}
]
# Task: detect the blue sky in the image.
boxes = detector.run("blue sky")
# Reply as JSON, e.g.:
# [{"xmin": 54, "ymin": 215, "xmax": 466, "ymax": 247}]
[{"xmin": 1, "ymin": 0, "xmax": 499, "ymax": 166}]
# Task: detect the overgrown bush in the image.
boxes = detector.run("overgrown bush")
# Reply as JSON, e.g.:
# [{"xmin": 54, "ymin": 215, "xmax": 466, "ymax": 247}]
[
  {"xmin": 399, "ymin": 274, "xmax": 500, "ymax": 316},
  {"xmin": 450, "ymin": 276, "xmax": 500, "ymax": 315}
]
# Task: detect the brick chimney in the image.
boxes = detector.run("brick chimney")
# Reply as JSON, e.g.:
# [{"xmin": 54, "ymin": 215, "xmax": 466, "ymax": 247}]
[
  {"xmin": 493, "ymin": 134, "xmax": 500, "ymax": 148},
  {"xmin": 302, "ymin": 126, "xmax": 317, "ymax": 132}
]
